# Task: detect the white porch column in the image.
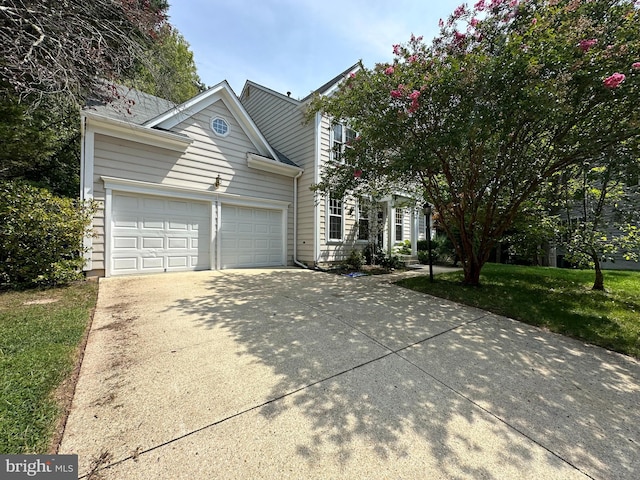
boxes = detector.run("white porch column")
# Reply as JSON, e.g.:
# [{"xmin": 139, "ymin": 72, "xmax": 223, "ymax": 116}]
[{"xmin": 411, "ymin": 208, "xmax": 418, "ymax": 256}]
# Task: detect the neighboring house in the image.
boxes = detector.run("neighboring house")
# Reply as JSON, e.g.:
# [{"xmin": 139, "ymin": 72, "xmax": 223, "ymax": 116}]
[{"xmin": 80, "ymin": 67, "xmax": 430, "ymax": 277}]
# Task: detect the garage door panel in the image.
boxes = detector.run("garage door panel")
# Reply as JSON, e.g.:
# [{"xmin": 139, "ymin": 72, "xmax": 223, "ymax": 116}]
[
  {"xmin": 142, "ymin": 218, "xmax": 164, "ymax": 229},
  {"xmin": 167, "ymin": 200, "xmax": 188, "ymax": 212},
  {"xmin": 141, "ymin": 257, "xmax": 163, "ymax": 270},
  {"xmin": 143, "ymin": 198, "xmax": 164, "ymax": 210},
  {"xmin": 142, "ymin": 237, "xmax": 163, "ymax": 249},
  {"xmin": 114, "ymin": 195, "xmax": 140, "ymax": 209},
  {"xmin": 220, "ymin": 204, "xmax": 284, "ymax": 269},
  {"xmin": 167, "ymin": 237, "xmax": 188, "ymax": 249},
  {"xmin": 167, "ymin": 256, "xmax": 188, "ymax": 268},
  {"xmin": 114, "ymin": 216, "xmax": 138, "ymax": 228},
  {"xmin": 113, "ymin": 237, "xmax": 137, "ymax": 249},
  {"xmin": 111, "ymin": 193, "xmax": 210, "ymax": 276},
  {"xmin": 114, "ymin": 257, "xmax": 138, "ymax": 271}
]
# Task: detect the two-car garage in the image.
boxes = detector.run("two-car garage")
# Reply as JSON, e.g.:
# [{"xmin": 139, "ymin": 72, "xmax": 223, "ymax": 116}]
[{"xmin": 108, "ymin": 192, "xmax": 286, "ymax": 276}]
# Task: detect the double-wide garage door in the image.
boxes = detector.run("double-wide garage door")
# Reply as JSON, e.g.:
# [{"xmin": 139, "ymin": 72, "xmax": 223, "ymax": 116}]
[{"xmin": 110, "ymin": 193, "xmax": 284, "ymax": 275}]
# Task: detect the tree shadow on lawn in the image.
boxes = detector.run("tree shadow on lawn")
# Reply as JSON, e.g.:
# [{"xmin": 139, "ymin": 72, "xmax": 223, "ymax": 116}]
[
  {"xmin": 398, "ymin": 272, "xmax": 640, "ymax": 358},
  {"xmin": 166, "ymin": 269, "xmax": 640, "ymax": 479}
]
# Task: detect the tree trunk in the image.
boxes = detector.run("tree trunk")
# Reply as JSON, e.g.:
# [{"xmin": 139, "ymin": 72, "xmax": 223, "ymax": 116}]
[
  {"xmin": 462, "ymin": 259, "xmax": 483, "ymax": 286},
  {"xmin": 592, "ymin": 255, "xmax": 605, "ymax": 291}
]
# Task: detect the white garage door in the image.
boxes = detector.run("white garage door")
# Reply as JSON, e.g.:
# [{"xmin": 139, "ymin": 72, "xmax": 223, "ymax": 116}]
[
  {"xmin": 111, "ymin": 193, "xmax": 210, "ymax": 275},
  {"xmin": 220, "ymin": 205, "xmax": 284, "ymax": 268}
]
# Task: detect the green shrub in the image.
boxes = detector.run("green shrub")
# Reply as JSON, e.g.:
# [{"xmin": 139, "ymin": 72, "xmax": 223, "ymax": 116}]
[
  {"xmin": 379, "ymin": 253, "xmax": 403, "ymax": 269},
  {"xmin": 345, "ymin": 249, "xmax": 363, "ymax": 270},
  {"xmin": 417, "ymin": 239, "xmax": 429, "ymax": 251},
  {"xmin": 395, "ymin": 240, "xmax": 412, "ymax": 255},
  {"xmin": 418, "ymin": 250, "xmax": 430, "ymax": 264},
  {"xmin": 0, "ymin": 181, "xmax": 95, "ymax": 289}
]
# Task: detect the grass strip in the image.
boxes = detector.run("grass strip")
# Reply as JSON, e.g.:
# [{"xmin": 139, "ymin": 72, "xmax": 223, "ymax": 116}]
[
  {"xmin": 0, "ymin": 281, "xmax": 98, "ymax": 453},
  {"xmin": 397, "ymin": 263, "xmax": 640, "ymax": 358}
]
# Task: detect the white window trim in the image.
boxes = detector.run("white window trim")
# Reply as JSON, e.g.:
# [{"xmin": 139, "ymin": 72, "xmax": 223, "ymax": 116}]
[
  {"xmin": 211, "ymin": 116, "xmax": 230, "ymax": 137},
  {"xmin": 356, "ymin": 199, "xmax": 370, "ymax": 243},
  {"xmin": 395, "ymin": 208, "xmax": 404, "ymax": 242},
  {"xmin": 330, "ymin": 121, "xmax": 356, "ymax": 163},
  {"xmin": 327, "ymin": 194, "xmax": 344, "ymax": 243}
]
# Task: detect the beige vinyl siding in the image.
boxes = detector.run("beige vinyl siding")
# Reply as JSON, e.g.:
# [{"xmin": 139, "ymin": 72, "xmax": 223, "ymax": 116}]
[
  {"xmin": 241, "ymin": 84, "xmax": 317, "ymax": 265},
  {"xmin": 171, "ymin": 100, "xmax": 293, "ymax": 200},
  {"xmin": 89, "ymin": 98, "xmax": 295, "ymax": 271}
]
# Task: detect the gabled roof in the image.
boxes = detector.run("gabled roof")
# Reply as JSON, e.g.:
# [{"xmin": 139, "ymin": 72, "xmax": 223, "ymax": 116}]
[
  {"xmin": 84, "ymin": 81, "xmax": 301, "ymax": 170},
  {"xmin": 85, "ymin": 84, "xmax": 175, "ymax": 125},
  {"xmin": 241, "ymin": 62, "xmax": 361, "ymax": 106},
  {"xmin": 301, "ymin": 62, "xmax": 361, "ymax": 102}
]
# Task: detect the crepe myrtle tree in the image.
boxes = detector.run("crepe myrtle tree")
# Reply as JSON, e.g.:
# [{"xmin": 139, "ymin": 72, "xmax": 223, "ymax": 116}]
[{"xmin": 308, "ymin": 0, "xmax": 640, "ymax": 286}]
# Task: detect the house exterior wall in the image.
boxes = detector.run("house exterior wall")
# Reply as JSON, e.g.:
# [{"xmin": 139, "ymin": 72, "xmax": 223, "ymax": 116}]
[
  {"xmin": 240, "ymin": 80, "xmax": 423, "ymax": 267},
  {"xmin": 87, "ymin": 98, "xmax": 295, "ymax": 274},
  {"xmin": 240, "ymin": 84, "xmax": 317, "ymax": 265}
]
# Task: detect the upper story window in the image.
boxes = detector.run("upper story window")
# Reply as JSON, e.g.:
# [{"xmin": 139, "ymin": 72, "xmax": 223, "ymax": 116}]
[
  {"xmin": 331, "ymin": 122, "xmax": 356, "ymax": 163},
  {"xmin": 328, "ymin": 195, "xmax": 343, "ymax": 241},
  {"xmin": 395, "ymin": 209, "xmax": 404, "ymax": 242},
  {"xmin": 211, "ymin": 117, "xmax": 229, "ymax": 137}
]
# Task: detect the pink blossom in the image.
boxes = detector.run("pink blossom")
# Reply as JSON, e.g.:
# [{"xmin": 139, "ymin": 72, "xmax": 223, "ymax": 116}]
[
  {"xmin": 408, "ymin": 55, "xmax": 418, "ymax": 63},
  {"xmin": 393, "ymin": 44, "xmax": 401, "ymax": 55},
  {"xmin": 349, "ymin": 73, "xmax": 356, "ymax": 78},
  {"xmin": 509, "ymin": 0, "xmax": 518, "ymax": 7},
  {"xmin": 453, "ymin": 4, "xmax": 467, "ymax": 18},
  {"xmin": 470, "ymin": 17, "xmax": 480, "ymax": 27},
  {"xmin": 454, "ymin": 31, "xmax": 466, "ymax": 43},
  {"xmin": 490, "ymin": 0, "xmax": 504, "ymax": 7},
  {"xmin": 603, "ymin": 72, "xmax": 626, "ymax": 89},
  {"xmin": 632, "ymin": 62, "xmax": 640, "ymax": 69},
  {"xmin": 531, "ymin": 17, "xmax": 537, "ymax": 25},
  {"xmin": 578, "ymin": 39, "xmax": 597, "ymax": 52},
  {"xmin": 391, "ymin": 89, "xmax": 403, "ymax": 98},
  {"xmin": 408, "ymin": 90, "xmax": 421, "ymax": 100},
  {"xmin": 409, "ymin": 99, "xmax": 420, "ymax": 114},
  {"xmin": 474, "ymin": 0, "xmax": 486, "ymax": 10},
  {"xmin": 354, "ymin": 169, "xmax": 362, "ymax": 178},
  {"xmin": 384, "ymin": 66, "xmax": 395, "ymax": 75},
  {"xmin": 439, "ymin": 18, "xmax": 444, "ymax": 28}
]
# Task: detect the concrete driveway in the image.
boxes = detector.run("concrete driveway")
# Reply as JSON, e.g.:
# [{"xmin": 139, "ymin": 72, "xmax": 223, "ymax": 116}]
[{"xmin": 60, "ymin": 268, "xmax": 640, "ymax": 479}]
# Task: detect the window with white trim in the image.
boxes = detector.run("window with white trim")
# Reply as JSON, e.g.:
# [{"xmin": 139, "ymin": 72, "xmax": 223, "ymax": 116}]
[
  {"xmin": 395, "ymin": 209, "xmax": 404, "ymax": 242},
  {"xmin": 331, "ymin": 123, "xmax": 357, "ymax": 163},
  {"xmin": 328, "ymin": 195, "xmax": 343, "ymax": 241},
  {"xmin": 357, "ymin": 201, "xmax": 369, "ymax": 241},
  {"xmin": 211, "ymin": 117, "xmax": 229, "ymax": 136}
]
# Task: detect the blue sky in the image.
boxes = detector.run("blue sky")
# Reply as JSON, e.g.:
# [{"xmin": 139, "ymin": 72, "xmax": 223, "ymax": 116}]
[{"xmin": 167, "ymin": 0, "xmax": 464, "ymax": 99}]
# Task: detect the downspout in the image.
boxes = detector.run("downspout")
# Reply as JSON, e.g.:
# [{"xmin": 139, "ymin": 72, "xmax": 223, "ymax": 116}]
[{"xmin": 293, "ymin": 170, "xmax": 308, "ymax": 269}]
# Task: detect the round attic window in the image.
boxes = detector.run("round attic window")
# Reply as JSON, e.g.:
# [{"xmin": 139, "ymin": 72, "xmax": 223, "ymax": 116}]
[{"xmin": 211, "ymin": 117, "xmax": 229, "ymax": 136}]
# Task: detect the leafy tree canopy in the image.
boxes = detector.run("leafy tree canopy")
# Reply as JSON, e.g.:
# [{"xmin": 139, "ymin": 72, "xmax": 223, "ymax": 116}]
[
  {"xmin": 309, "ymin": 0, "xmax": 640, "ymax": 285},
  {"xmin": 127, "ymin": 23, "xmax": 205, "ymax": 104}
]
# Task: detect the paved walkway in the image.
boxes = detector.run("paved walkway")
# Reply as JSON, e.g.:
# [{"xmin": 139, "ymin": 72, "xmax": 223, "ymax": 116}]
[{"xmin": 60, "ymin": 268, "xmax": 640, "ymax": 479}]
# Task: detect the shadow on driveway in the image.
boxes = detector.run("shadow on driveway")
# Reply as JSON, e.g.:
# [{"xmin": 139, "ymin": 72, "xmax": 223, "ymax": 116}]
[{"xmin": 60, "ymin": 269, "xmax": 640, "ymax": 479}]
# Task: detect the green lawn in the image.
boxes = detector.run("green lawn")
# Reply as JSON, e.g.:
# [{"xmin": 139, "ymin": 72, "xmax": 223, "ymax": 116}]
[
  {"xmin": 0, "ymin": 281, "xmax": 98, "ymax": 454},
  {"xmin": 397, "ymin": 263, "xmax": 640, "ymax": 358}
]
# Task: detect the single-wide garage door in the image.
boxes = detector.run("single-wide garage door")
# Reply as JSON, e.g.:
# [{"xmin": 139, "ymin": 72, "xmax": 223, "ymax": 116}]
[
  {"xmin": 220, "ymin": 205, "xmax": 284, "ymax": 268},
  {"xmin": 111, "ymin": 193, "xmax": 210, "ymax": 275}
]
